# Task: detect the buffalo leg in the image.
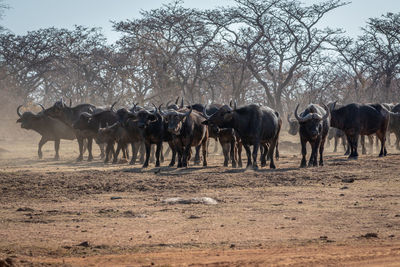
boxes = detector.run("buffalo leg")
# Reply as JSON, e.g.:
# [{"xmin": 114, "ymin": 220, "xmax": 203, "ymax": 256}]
[
  {"xmin": 77, "ymin": 137, "xmax": 84, "ymax": 161},
  {"xmin": 222, "ymin": 142, "xmax": 229, "ymax": 167},
  {"xmin": 244, "ymin": 144, "xmax": 252, "ymax": 168},
  {"xmin": 54, "ymin": 139, "xmax": 60, "ymax": 160},
  {"xmin": 38, "ymin": 137, "xmax": 48, "ymax": 159},
  {"xmin": 202, "ymin": 139, "xmax": 207, "ymax": 167},
  {"xmin": 139, "ymin": 142, "xmax": 145, "ymax": 164},
  {"xmin": 194, "ymin": 145, "xmax": 201, "ymax": 165},
  {"xmin": 275, "ymin": 142, "xmax": 279, "ymax": 160},
  {"xmin": 237, "ymin": 141, "xmax": 243, "ymax": 168},
  {"xmin": 252, "ymin": 142, "xmax": 259, "ymax": 169},
  {"xmin": 319, "ymin": 137, "xmax": 326, "ymax": 166},
  {"xmin": 333, "ymin": 136, "xmax": 338, "ymax": 152},
  {"xmin": 113, "ymin": 142, "xmax": 122, "ymax": 164},
  {"xmin": 230, "ymin": 140, "xmax": 237, "ymax": 168},
  {"xmin": 348, "ymin": 134, "xmax": 359, "ymax": 159},
  {"xmin": 308, "ymin": 140, "xmax": 318, "ymax": 167},
  {"xmin": 155, "ymin": 142, "xmax": 162, "ymax": 167},
  {"xmin": 341, "ymin": 136, "xmax": 347, "ymax": 152},
  {"xmin": 182, "ymin": 143, "xmax": 192, "ymax": 168},
  {"xmin": 376, "ymin": 131, "xmax": 387, "ymax": 157},
  {"xmin": 103, "ymin": 141, "xmax": 114, "ymax": 163},
  {"xmin": 168, "ymin": 141, "xmax": 176, "ymax": 167},
  {"xmin": 300, "ymin": 138, "xmax": 307, "ymax": 168},
  {"xmin": 130, "ymin": 142, "xmax": 140, "ymax": 165},
  {"xmin": 87, "ymin": 138, "xmax": 94, "ymax": 161},
  {"xmin": 143, "ymin": 143, "xmax": 151, "ymax": 168},
  {"xmin": 260, "ymin": 144, "xmax": 268, "ymax": 167}
]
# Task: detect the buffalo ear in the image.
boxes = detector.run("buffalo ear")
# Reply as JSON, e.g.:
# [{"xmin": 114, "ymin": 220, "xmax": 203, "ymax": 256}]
[
  {"xmin": 202, "ymin": 120, "xmax": 209, "ymax": 125},
  {"xmin": 16, "ymin": 118, "xmax": 22, "ymax": 123}
]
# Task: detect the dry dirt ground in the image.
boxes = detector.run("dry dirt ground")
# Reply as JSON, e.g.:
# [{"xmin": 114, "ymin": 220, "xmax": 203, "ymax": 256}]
[{"xmin": 1, "ymin": 132, "xmax": 400, "ymax": 266}]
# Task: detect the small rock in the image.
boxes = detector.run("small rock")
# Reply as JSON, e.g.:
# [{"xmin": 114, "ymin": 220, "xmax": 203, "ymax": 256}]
[
  {"xmin": 162, "ymin": 197, "xmax": 217, "ymax": 205},
  {"xmin": 188, "ymin": 215, "xmax": 201, "ymax": 219},
  {"xmin": 76, "ymin": 241, "xmax": 90, "ymax": 247},
  {"xmin": 342, "ymin": 178, "xmax": 355, "ymax": 183},
  {"xmin": 148, "ymin": 235, "xmax": 152, "ymax": 239},
  {"xmin": 298, "ymin": 201, "xmax": 303, "ymax": 204},
  {"xmin": 360, "ymin": 233, "xmax": 378, "ymax": 238},
  {"xmin": 389, "ymin": 234, "xmax": 395, "ymax": 238},
  {"xmin": 339, "ymin": 193, "xmax": 345, "ymax": 196},
  {"xmin": 395, "ymin": 214, "xmax": 400, "ymax": 217},
  {"xmin": 16, "ymin": 207, "xmax": 34, "ymax": 212},
  {"xmin": 320, "ymin": 236, "xmax": 328, "ymax": 239},
  {"xmin": 230, "ymin": 244, "xmax": 235, "ymax": 248},
  {"xmin": 340, "ymin": 186, "xmax": 348, "ymax": 190},
  {"xmin": 110, "ymin": 197, "xmax": 122, "ymax": 200}
]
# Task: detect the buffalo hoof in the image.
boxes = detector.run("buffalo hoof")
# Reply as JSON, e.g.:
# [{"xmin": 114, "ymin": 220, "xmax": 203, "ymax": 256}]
[
  {"xmin": 252, "ymin": 165, "xmax": 259, "ymax": 170},
  {"xmin": 76, "ymin": 156, "xmax": 83, "ymax": 162},
  {"xmin": 168, "ymin": 162, "xmax": 175, "ymax": 167},
  {"xmin": 142, "ymin": 163, "xmax": 149, "ymax": 168},
  {"xmin": 203, "ymin": 161, "xmax": 207, "ymax": 167},
  {"xmin": 155, "ymin": 162, "xmax": 160, "ymax": 167},
  {"xmin": 129, "ymin": 160, "xmax": 135, "ymax": 165},
  {"xmin": 232, "ymin": 161, "xmax": 237, "ymax": 168},
  {"xmin": 54, "ymin": 155, "xmax": 60, "ymax": 161},
  {"xmin": 348, "ymin": 155, "xmax": 358, "ymax": 160},
  {"xmin": 88, "ymin": 156, "xmax": 93, "ymax": 162},
  {"xmin": 261, "ymin": 161, "xmax": 267, "ymax": 167},
  {"xmin": 238, "ymin": 162, "xmax": 243, "ymax": 168},
  {"xmin": 319, "ymin": 161, "xmax": 324, "ymax": 166},
  {"xmin": 270, "ymin": 163, "xmax": 276, "ymax": 169},
  {"xmin": 38, "ymin": 153, "xmax": 43, "ymax": 159},
  {"xmin": 112, "ymin": 160, "xmax": 118, "ymax": 164}
]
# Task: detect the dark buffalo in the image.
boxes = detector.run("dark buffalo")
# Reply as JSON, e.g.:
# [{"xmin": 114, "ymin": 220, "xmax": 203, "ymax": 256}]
[
  {"xmin": 97, "ymin": 122, "xmax": 131, "ymax": 163},
  {"xmin": 330, "ymin": 103, "xmax": 389, "ymax": 159},
  {"xmin": 202, "ymin": 104, "xmax": 281, "ymax": 169},
  {"xmin": 16, "ymin": 104, "xmax": 76, "ymax": 159},
  {"xmin": 128, "ymin": 105, "xmax": 165, "ymax": 168},
  {"xmin": 116, "ymin": 108, "xmax": 146, "ymax": 164},
  {"xmin": 44, "ymin": 99, "xmax": 103, "ymax": 161},
  {"xmin": 73, "ymin": 109, "xmax": 119, "ymax": 163},
  {"xmin": 162, "ymin": 106, "xmax": 208, "ymax": 168},
  {"xmin": 294, "ymin": 104, "xmax": 329, "ymax": 167}
]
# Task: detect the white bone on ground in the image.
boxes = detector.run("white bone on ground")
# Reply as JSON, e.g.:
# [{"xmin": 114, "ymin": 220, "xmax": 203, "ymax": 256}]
[{"xmin": 162, "ymin": 197, "xmax": 217, "ymax": 205}]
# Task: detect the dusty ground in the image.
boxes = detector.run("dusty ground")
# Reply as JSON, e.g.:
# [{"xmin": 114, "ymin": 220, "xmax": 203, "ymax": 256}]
[{"xmin": 1, "ymin": 132, "xmax": 400, "ymax": 266}]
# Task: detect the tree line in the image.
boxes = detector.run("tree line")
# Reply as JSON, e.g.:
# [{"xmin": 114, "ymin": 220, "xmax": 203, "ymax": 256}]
[{"xmin": 1, "ymin": 0, "xmax": 399, "ymax": 117}]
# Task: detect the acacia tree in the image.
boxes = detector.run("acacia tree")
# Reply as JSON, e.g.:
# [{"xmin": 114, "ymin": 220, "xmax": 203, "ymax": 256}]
[
  {"xmin": 360, "ymin": 12, "xmax": 400, "ymax": 102},
  {"xmin": 212, "ymin": 0, "xmax": 346, "ymax": 113}
]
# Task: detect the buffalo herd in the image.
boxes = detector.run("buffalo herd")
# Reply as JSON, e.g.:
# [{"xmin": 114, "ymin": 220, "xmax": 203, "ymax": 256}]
[{"xmin": 16, "ymin": 98, "xmax": 399, "ymax": 169}]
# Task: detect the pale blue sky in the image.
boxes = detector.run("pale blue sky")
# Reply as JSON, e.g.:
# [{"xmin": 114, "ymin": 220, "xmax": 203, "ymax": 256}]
[{"xmin": 1, "ymin": 0, "xmax": 400, "ymax": 43}]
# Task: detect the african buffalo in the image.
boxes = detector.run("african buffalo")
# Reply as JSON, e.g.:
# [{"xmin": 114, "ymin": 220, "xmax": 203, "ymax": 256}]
[
  {"xmin": 16, "ymin": 104, "xmax": 76, "ymax": 160},
  {"xmin": 330, "ymin": 103, "xmax": 389, "ymax": 159},
  {"xmin": 202, "ymin": 104, "xmax": 281, "ymax": 169},
  {"xmin": 294, "ymin": 104, "xmax": 329, "ymax": 167}
]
